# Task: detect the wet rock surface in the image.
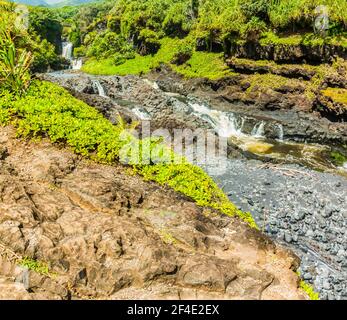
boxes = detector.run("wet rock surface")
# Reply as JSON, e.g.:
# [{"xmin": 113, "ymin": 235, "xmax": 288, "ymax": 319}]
[
  {"xmin": 41, "ymin": 71, "xmax": 347, "ymax": 148},
  {"xmin": 0, "ymin": 126, "xmax": 307, "ymax": 300}
]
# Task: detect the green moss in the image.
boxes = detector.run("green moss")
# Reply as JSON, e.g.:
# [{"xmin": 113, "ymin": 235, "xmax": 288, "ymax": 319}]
[
  {"xmin": 260, "ymin": 32, "xmax": 303, "ymax": 46},
  {"xmin": 322, "ymin": 88, "xmax": 347, "ymax": 106},
  {"xmin": 259, "ymin": 31, "xmax": 347, "ymax": 48},
  {"xmin": 160, "ymin": 229, "xmax": 178, "ymax": 245},
  {"xmin": 244, "ymin": 73, "xmax": 305, "ymax": 92},
  {"xmin": 296, "ymin": 271, "xmax": 319, "ymax": 300},
  {"xmin": 330, "ymin": 151, "xmax": 347, "ymax": 166},
  {"xmin": 0, "ymin": 80, "xmax": 257, "ymax": 229},
  {"xmin": 19, "ymin": 257, "xmax": 51, "ymax": 276},
  {"xmin": 173, "ymin": 51, "xmax": 236, "ymax": 80}
]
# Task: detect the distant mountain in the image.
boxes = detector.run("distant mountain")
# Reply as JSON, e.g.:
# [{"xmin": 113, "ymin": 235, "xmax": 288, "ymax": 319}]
[
  {"xmin": 12, "ymin": 0, "xmax": 49, "ymax": 6},
  {"xmin": 53, "ymin": 0, "xmax": 99, "ymax": 7},
  {"xmin": 11, "ymin": 0, "xmax": 97, "ymax": 6}
]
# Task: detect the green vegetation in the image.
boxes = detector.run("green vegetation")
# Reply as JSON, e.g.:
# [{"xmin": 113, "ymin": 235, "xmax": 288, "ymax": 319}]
[
  {"xmin": 53, "ymin": 0, "xmax": 347, "ymax": 77},
  {"xmin": 260, "ymin": 31, "xmax": 347, "ymax": 48},
  {"xmin": 0, "ymin": 31, "xmax": 33, "ymax": 93},
  {"xmin": 243, "ymin": 73, "xmax": 306, "ymax": 93},
  {"xmin": 296, "ymin": 271, "xmax": 320, "ymax": 300},
  {"xmin": 330, "ymin": 151, "xmax": 347, "ymax": 167},
  {"xmin": 299, "ymin": 280, "xmax": 320, "ymax": 300},
  {"xmin": 19, "ymin": 257, "xmax": 51, "ymax": 276},
  {"xmin": 322, "ymin": 88, "xmax": 347, "ymax": 106},
  {"xmin": 83, "ymin": 37, "xmax": 235, "ymax": 79},
  {"xmin": 0, "ymin": 1, "xmax": 66, "ymax": 73},
  {"xmin": 0, "ymin": 80, "xmax": 257, "ymax": 228}
]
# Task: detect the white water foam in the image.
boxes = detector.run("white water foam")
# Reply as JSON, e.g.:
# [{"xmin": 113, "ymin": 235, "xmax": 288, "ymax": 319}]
[
  {"xmin": 92, "ymin": 80, "xmax": 107, "ymax": 97},
  {"xmin": 132, "ymin": 107, "xmax": 151, "ymax": 120},
  {"xmin": 188, "ymin": 102, "xmax": 245, "ymax": 138}
]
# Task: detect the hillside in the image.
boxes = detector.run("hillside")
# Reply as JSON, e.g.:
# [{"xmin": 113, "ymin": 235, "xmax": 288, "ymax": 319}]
[{"xmin": 1, "ymin": 0, "xmax": 347, "ymax": 302}]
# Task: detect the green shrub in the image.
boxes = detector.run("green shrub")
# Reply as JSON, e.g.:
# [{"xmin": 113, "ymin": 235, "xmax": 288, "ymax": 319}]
[
  {"xmin": 19, "ymin": 257, "xmax": 51, "ymax": 276},
  {"xmin": 170, "ymin": 40, "xmax": 193, "ymax": 65},
  {"xmin": 0, "ymin": 80, "xmax": 257, "ymax": 229}
]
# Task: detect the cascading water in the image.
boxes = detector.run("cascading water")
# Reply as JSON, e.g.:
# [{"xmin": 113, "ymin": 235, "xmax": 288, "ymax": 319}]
[
  {"xmin": 276, "ymin": 124, "xmax": 284, "ymax": 141},
  {"xmin": 61, "ymin": 41, "xmax": 82, "ymax": 70},
  {"xmin": 72, "ymin": 59, "xmax": 83, "ymax": 70},
  {"xmin": 188, "ymin": 102, "xmax": 245, "ymax": 138},
  {"xmin": 251, "ymin": 121, "xmax": 265, "ymax": 138},
  {"xmin": 92, "ymin": 80, "xmax": 107, "ymax": 97},
  {"xmin": 62, "ymin": 42, "xmax": 73, "ymax": 60},
  {"xmin": 132, "ymin": 107, "xmax": 151, "ymax": 120}
]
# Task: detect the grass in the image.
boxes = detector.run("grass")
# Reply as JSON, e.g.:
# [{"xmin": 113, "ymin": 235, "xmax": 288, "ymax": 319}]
[
  {"xmin": 82, "ymin": 54, "xmax": 154, "ymax": 76},
  {"xmin": 0, "ymin": 80, "xmax": 257, "ymax": 229},
  {"xmin": 83, "ymin": 37, "xmax": 236, "ymax": 80},
  {"xmin": 174, "ymin": 51, "xmax": 236, "ymax": 80}
]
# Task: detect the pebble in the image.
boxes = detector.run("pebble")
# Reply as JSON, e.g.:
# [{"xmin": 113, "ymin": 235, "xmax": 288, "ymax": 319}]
[{"xmin": 208, "ymin": 159, "xmax": 347, "ymax": 300}]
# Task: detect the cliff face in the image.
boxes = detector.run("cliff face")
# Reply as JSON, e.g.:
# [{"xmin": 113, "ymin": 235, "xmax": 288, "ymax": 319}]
[{"xmin": 0, "ymin": 126, "xmax": 307, "ymax": 300}]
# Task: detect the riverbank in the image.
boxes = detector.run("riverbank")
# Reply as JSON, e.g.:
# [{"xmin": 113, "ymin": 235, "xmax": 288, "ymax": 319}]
[{"xmin": 39, "ymin": 70, "xmax": 347, "ymax": 299}]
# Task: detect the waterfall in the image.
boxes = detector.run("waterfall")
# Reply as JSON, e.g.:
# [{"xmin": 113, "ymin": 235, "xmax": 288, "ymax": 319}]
[
  {"xmin": 188, "ymin": 102, "xmax": 245, "ymax": 138},
  {"xmin": 251, "ymin": 121, "xmax": 265, "ymax": 138},
  {"xmin": 92, "ymin": 80, "xmax": 107, "ymax": 97},
  {"xmin": 143, "ymin": 79, "xmax": 159, "ymax": 90},
  {"xmin": 62, "ymin": 41, "xmax": 83, "ymax": 70},
  {"xmin": 72, "ymin": 59, "xmax": 83, "ymax": 70},
  {"xmin": 276, "ymin": 124, "xmax": 284, "ymax": 141},
  {"xmin": 217, "ymin": 113, "xmax": 244, "ymax": 137},
  {"xmin": 62, "ymin": 42, "xmax": 73, "ymax": 60},
  {"xmin": 132, "ymin": 107, "xmax": 151, "ymax": 120}
]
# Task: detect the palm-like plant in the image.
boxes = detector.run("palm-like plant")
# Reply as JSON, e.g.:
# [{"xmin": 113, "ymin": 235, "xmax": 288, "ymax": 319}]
[{"xmin": 0, "ymin": 30, "xmax": 33, "ymax": 94}]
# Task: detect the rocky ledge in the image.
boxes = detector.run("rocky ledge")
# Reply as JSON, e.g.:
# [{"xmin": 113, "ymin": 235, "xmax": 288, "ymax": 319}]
[{"xmin": 0, "ymin": 126, "xmax": 307, "ymax": 300}]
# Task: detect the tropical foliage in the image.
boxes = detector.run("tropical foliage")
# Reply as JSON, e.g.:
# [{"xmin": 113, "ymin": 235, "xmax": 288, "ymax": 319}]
[
  {"xmin": 0, "ymin": 80, "xmax": 257, "ymax": 228},
  {"xmin": 55, "ymin": 0, "xmax": 346, "ymax": 72}
]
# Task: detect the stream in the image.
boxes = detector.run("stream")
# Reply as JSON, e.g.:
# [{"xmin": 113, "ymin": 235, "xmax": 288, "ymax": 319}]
[{"xmin": 43, "ymin": 70, "xmax": 347, "ymax": 300}]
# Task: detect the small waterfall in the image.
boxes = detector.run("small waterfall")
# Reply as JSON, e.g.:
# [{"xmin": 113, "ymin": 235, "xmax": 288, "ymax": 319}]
[
  {"xmin": 251, "ymin": 121, "xmax": 265, "ymax": 138},
  {"xmin": 143, "ymin": 79, "xmax": 159, "ymax": 90},
  {"xmin": 132, "ymin": 107, "xmax": 151, "ymax": 120},
  {"xmin": 62, "ymin": 41, "xmax": 83, "ymax": 70},
  {"xmin": 217, "ymin": 113, "xmax": 244, "ymax": 137},
  {"xmin": 92, "ymin": 80, "xmax": 107, "ymax": 97},
  {"xmin": 62, "ymin": 42, "xmax": 73, "ymax": 60},
  {"xmin": 188, "ymin": 102, "xmax": 245, "ymax": 138},
  {"xmin": 276, "ymin": 124, "xmax": 284, "ymax": 141},
  {"xmin": 72, "ymin": 58, "xmax": 83, "ymax": 70}
]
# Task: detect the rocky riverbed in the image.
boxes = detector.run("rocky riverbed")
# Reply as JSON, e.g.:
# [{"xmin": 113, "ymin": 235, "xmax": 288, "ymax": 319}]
[
  {"xmin": 39, "ymin": 70, "xmax": 347, "ymax": 300},
  {"xmin": 203, "ymin": 159, "xmax": 347, "ymax": 300}
]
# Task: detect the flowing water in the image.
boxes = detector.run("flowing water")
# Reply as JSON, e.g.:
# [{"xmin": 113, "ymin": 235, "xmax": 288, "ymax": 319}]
[
  {"xmin": 62, "ymin": 42, "xmax": 73, "ymax": 60},
  {"xmin": 61, "ymin": 42, "xmax": 83, "ymax": 70},
  {"xmin": 187, "ymin": 100, "xmax": 341, "ymax": 173},
  {"xmin": 92, "ymin": 80, "xmax": 107, "ymax": 97},
  {"xmin": 132, "ymin": 107, "xmax": 151, "ymax": 120}
]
